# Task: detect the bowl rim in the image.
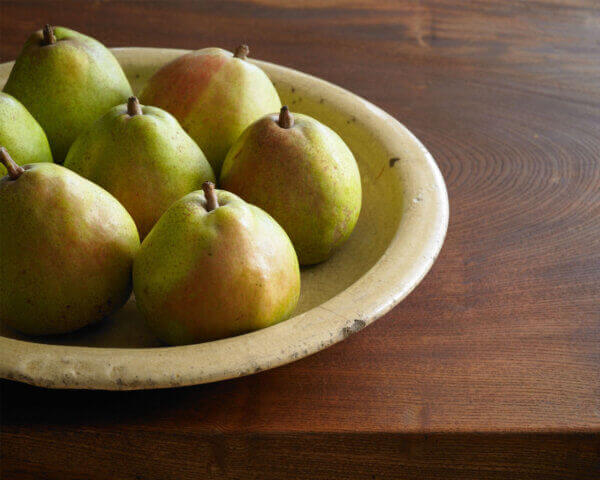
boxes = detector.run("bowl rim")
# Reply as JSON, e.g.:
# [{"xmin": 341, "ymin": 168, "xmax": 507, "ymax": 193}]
[{"xmin": 0, "ymin": 47, "xmax": 449, "ymax": 390}]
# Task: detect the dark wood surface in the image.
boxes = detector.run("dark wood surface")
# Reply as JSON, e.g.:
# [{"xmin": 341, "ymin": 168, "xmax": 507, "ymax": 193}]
[{"xmin": 1, "ymin": 1, "xmax": 599, "ymax": 478}]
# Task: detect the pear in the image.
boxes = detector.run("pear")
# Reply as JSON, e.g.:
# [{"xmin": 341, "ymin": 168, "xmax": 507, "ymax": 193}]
[
  {"xmin": 65, "ymin": 97, "xmax": 215, "ymax": 239},
  {"xmin": 0, "ymin": 148, "xmax": 139, "ymax": 336},
  {"xmin": 0, "ymin": 92, "xmax": 52, "ymax": 176},
  {"xmin": 140, "ymin": 45, "xmax": 281, "ymax": 174},
  {"xmin": 133, "ymin": 182, "xmax": 300, "ymax": 345},
  {"xmin": 3, "ymin": 25, "xmax": 133, "ymax": 163},
  {"xmin": 220, "ymin": 106, "xmax": 362, "ymax": 265}
]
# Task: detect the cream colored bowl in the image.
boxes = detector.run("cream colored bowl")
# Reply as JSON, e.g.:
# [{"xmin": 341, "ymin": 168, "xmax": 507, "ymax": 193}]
[{"xmin": 0, "ymin": 48, "xmax": 448, "ymax": 389}]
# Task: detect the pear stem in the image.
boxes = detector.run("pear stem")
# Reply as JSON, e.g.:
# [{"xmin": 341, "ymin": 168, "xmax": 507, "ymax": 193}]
[
  {"xmin": 127, "ymin": 96, "xmax": 143, "ymax": 116},
  {"xmin": 203, "ymin": 182, "xmax": 219, "ymax": 211},
  {"xmin": 278, "ymin": 106, "xmax": 294, "ymax": 129},
  {"xmin": 0, "ymin": 147, "xmax": 24, "ymax": 180},
  {"xmin": 234, "ymin": 44, "xmax": 249, "ymax": 59},
  {"xmin": 42, "ymin": 24, "xmax": 56, "ymax": 45}
]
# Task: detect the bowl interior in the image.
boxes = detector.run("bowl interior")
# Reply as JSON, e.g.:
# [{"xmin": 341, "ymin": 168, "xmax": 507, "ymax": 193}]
[{"xmin": 0, "ymin": 49, "xmax": 403, "ymax": 348}]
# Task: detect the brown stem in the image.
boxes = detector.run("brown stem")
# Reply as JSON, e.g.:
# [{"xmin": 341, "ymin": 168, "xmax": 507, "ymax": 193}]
[
  {"xmin": 0, "ymin": 147, "xmax": 24, "ymax": 180},
  {"xmin": 42, "ymin": 24, "xmax": 56, "ymax": 45},
  {"xmin": 278, "ymin": 106, "xmax": 294, "ymax": 129},
  {"xmin": 127, "ymin": 96, "xmax": 143, "ymax": 116},
  {"xmin": 233, "ymin": 44, "xmax": 249, "ymax": 59},
  {"xmin": 203, "ymin": 182, "xmax": 219, "ymax": 211}
]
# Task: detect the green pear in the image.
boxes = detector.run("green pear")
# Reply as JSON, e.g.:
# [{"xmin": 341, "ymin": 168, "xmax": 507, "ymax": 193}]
[
  {"xmin": 0, "ymin": 148, "xmax": 139, "ymax": 336},
  {"xmin": 64, "ymin": 97, "xmax": 215, "ymax": 239},
  {"xmin": 139, "ymin": 45, "xmax": 281, "ymax": 174},
  {"xmin": 3, "ymin": 25, "xmax": 133, "ymax": 163},
  {"xmin": 220, "ymin": 107, "xmax": 362, "ymax": 265},
  {"xmin": 133, "ymin": 182, "xmax": 300, "ymax": 345},
  {"xmin": 0, "ymin": 92, "xmax": 52, "ymax": 175}
]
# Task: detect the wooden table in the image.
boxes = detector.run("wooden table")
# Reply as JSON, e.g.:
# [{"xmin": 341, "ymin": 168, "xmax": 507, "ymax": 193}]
[{"xmin": 1, "ymin": 1, "xmax": 599, "ymax": 478}]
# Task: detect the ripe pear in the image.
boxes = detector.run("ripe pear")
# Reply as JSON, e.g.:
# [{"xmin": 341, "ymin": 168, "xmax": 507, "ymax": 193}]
[
  {"xmin": 139, "ymin": 45, "xmax": 281, "ymax": 174},
  {"xmin": 3, "ymin": 25, "xmax": 133, "ymax": 163},
  {"xmin": 65, "ymin": 97, "xmax": 215, "ymax": 239},
  {"xmin": 0, "ymin": 92, "xmax": 52, "ymax": 175},
  {"xmin": 0, "ymin": 148, "xmax": 139, "ymax": 336},
  {"xmin": 133, "ymin": 182, "xmax": 300, "ymax": 345},
  {"xmin": 220, "ymin": 107, "xmax": 362, "ymax": 265}
]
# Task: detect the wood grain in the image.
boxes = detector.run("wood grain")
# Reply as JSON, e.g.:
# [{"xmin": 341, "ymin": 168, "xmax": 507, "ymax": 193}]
[
  {"xmin": 2, "ymin": 430, "xmax": 599, "ymax": 480},
  {"xmin": 1, "ymin": 0, "xmax": 599, "ymax": 478}
]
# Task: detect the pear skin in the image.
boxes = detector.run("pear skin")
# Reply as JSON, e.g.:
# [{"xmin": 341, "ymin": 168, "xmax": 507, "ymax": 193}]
[
  {"xmin": 220, "ymin": 107, "xmax": 362, "ymax": 265},
  {"xmin": 3, "ymin": 25, "xmax": 133, "ymax": 163},
  {"xmin": 133, "ymin": 183, "xmax": 300, "ymax": 345},
  {"xmin": 65, "ymin": 97, "xmax": 215, "ymax": 239},
  {"xmin": 0, "ymin": 92, "xmax": 52, "ymax": 175},
  {"xmin": 139, "ymin": 45, "xmax": 281, "ymax": 174},
  {"xmin": 0, "ymin": 148, "xmax": 139, "ymax": 335}
]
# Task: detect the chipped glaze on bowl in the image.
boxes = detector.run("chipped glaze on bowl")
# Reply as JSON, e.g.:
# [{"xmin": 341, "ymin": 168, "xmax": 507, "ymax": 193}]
[{"xmin": 0, "ymin": 48, "xmax": 449, "ymax": 390}]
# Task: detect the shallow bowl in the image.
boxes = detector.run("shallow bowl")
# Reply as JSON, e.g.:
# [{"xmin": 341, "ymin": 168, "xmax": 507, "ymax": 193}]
[{"xmin": 0, "ymin": 48, "xmax": 448, "ymax": 389}]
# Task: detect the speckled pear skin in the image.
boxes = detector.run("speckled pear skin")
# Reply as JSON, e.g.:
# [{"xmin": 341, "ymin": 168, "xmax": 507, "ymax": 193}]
[
  {"xmin": 3, "ymin": 26, "xmax": 133, "ymax": 163},
  {"xmin": 0, "ymin": 163, "xmax": 140, "ymax": 336},
  {"xmin": 64, "ymin": 101, "xmax": 215, "ymax": 239},
  {"xmin": 220, "ymin": 111, "xmax": 362, "ymax": 265},
  {"xmin": 133, "ymin": 189, "xmax": 300, "ymax": 345},
  {"xmin": 139, "ymin": 47, "xmax": 281, "ymax": 174},
  {"xmin": 0, "ymin": 92, "xmax": 52, "ymax": 175}
]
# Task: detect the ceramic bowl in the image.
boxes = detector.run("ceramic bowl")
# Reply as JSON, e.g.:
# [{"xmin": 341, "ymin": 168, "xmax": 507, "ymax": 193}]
[{"xmin": 0, "ymin": 48, "xmax": 448, "ymax": 389}]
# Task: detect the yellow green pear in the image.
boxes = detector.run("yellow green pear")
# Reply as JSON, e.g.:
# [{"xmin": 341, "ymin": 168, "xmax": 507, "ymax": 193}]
[
  {"xmin": 0, "ymin": 148, "xmax": 139, "ymax": 336},
  {"xmin": 3, "ymin": 25, "xmax": 133, "ymax": 163},
  {"xmin": 0, "ymin": 92, "xmax": 52, "ymax": 175},
  {"xmin": 220, "ymin": 107, "xmax": 362, "ymax": 265},
  {"xmin": 133, "ymin": 182, "xmax": 300, "ymax": 345},
  {"xmin": 139, "ymin": 45, "xmax": 281, "ymax": 174},
  {"xmin": 65, "ymin": 97, "xmax": 215, "ymax": 239}
]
